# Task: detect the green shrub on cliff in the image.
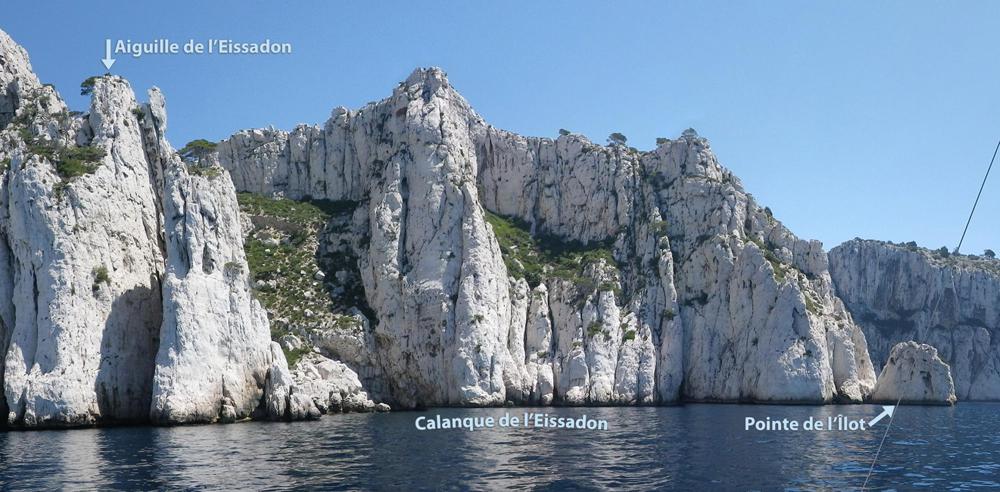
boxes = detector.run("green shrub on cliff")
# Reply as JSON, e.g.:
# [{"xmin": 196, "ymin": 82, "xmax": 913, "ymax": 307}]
[
  {"xmin": 80, "ymin": 76, "xmax": 99, "ymax": 96},
  {"xmin": 179, "ymin": 139, "xmax": 218, "ymax": 162},
  {"xmin": 485, "ymin": 210, "xmax": 616, "ymax": 289}
]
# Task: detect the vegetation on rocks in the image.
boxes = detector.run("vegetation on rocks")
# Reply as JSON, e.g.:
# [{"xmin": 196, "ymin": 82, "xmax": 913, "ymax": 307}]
[
  {"xmin": 485, "ymin": 210, "xmax": 616, "ymax": 289},
  {"xmin": 877, "ymin": 239, "xmax": 1000, "ymax": 275},
  {"xmin": 55, "ymin": 145, "xmax": 106, "ymax": 179},
  {"xmin": 749, "ymin": 236, "xmax": 789, "ymax": 282},
  {"xmin": 79, "ymin": 76, "xmax": 99, "ymax": 96},
  {"xmin": 187, "ymin": 164, "xmax": 223, "ymax": 179},
  {"xmin": 238, "ymin": 192, "xmax": 365, "ymax": 363},
  {"xmin": 607, "ymin": 132, "xmax": 627, "ymax": 146},
  {"xmin": 92, "ymin": 265, "xmax": 109, "ymax": 290},
  {"xmin": 178, "ymin": 139, "xmax": 217, "ymax": 162}
]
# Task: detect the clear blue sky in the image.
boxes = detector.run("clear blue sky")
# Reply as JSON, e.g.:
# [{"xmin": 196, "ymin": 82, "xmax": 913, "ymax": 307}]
[{"xmin": 4, "ymin": 1, "xmax": 999, "ymax": 254}]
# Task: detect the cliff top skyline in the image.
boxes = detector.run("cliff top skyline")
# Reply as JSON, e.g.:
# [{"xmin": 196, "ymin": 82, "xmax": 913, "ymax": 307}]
[{"xmin": 3, "ymin": 0, "xmax": 998, "ymax": 256}]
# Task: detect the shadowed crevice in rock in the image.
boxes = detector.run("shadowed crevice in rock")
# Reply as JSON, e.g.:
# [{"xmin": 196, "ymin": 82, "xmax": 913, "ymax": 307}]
[{"xmin": 94, "ymin": 283, "xmax": 162, "ymax": 422}]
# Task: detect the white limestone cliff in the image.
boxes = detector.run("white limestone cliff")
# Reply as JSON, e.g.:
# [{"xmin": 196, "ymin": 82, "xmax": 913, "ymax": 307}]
[
  {"xmin": 1, "ymin": 73, "xmax": 164, "ymax": 426},
  {"xmin": 291, "ymin": 352, "xmax": 379, "ymax": 413},
  {"xmin": 830, "ymin": 239, "xmax": 1000, "ymax": 400},
  {"xmin": 149, "ymin": 144, "xmax": 277, "ymax": 423},
  {"xmin": 0, "ymin": 30, "xmax": 315, "ymax": 427},
  {"xmin": 1, "ymin": 25, "xmax": 993, "ymax": 430},
  {"xmin": 217, "ymin": 68, "xmax": 878, "ymax": 407},
  {"xmin": 871, "ymin": 341, "xmax": 956, "ymax": 404}
]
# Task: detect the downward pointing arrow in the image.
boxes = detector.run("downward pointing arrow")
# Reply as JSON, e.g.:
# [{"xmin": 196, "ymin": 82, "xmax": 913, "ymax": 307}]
[
  {"xmin": 101, "ymin": 39, "xmax": 116, "ymax": 70},
  {"xmin": 868, "ymin": 405, "xmax": 895, "ymax": 427}
]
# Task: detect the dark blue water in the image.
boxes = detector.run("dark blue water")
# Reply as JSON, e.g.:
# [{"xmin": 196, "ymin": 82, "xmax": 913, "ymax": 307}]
[{"xmin": 0, "ymin": 404, "xmax": 996, "ymax": 490}]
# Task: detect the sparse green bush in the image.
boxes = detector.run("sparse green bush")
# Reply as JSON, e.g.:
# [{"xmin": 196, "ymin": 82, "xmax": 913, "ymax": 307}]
[
  {"xmin": 27, "ymin": 141, "xmax": 57, "ymax": 160},
  {"xmin": 56, "ymin": 145, "xmax": 106, "ymax": 179},
  {"xmin": 586, "ymin": 321, "xmax": 602, "ymax": 338},
  {"xmin": 92, "ymin": 265, "xmax": 110, "ymax": 289},
  {"xmin": 239, "ymin": 192, "xmax": 367, "ymax": 343},
  {"xmin": 283, "ymin": 346, "xmax": 311, "ymax": 368},
  {"xmin": 18, "ymin": 127, "xmax": 34, "ymax": 144},
  {"xmin": 485, "ymin": 210, "xmax": 615, "ymax": 289},
  {"xmin": 607, "ymin": 132, "xmax": 627, "ymax": 146},
  {"xmin": 558, "ymin": 128, "xmax": 571, "ymax": 136},
  {"xmin": 80, "ymin": 76, "xmax": 99, "ymax": 96},
  {"xmin": 651, "ymin": 219, "xmax": 668, "ymax": 236},
  {"xmin": 179, "ymin": 139, "xmax": 218, "ymax": 162},
  {"xmin": 656, "ymin": 137, "xmax": 669, "ymax": 146},
  {"xmin": 188, "ymin": 165, "xmax": 222, "ymax": 179},
  {"xmin": 804, "ymin": 296, "xmax": 820, "ymax": 315},
  {"xmin": 598, "ymin": 281, "xmax": 621, "ymax": 297},
  {"xmin": 622, "ymin": 329, "xmax": 636, "ymax": 343}
]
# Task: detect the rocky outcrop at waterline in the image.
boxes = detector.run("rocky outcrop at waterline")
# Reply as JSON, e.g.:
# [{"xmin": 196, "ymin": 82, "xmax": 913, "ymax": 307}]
[
  {"xmin": 871, "ymin": 342, "xmax": 957, "ymax": 405},
  {"xmin": 829, "ymin": 239, "xmax": 1000, "ymax": 401}
]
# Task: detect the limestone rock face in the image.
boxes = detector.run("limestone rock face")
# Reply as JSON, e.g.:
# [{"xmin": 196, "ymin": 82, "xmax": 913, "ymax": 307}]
[
  {"xmin": 264, "ymin": 343, "xmax": 321, "ymax": 420},
  {"xmin": 829, "ymin": 239, "xmax": 1000, "ymax": 400},
  {"xmin": 871, "ymin": 342, "xmax": 956, "ymax": 404},
  {"xmin": 150, "ymin": 146, "xmax": 275, "ymax": 423},
  {"xmin": 217, "ymin": 67, "xmax": 878, "ymax": 406},
  {"xmin": 0, "ymin": 29, "xmax": 307, "ymax": 427},
  {"xmin": 1, "ymin": 75, "xmax": 164, "ymax": 426},
  {"xmin": 478, "ymin": 104, "xmax": 874, "ymax": 405},
  {"xmin": 0, "ymin": 30, "xmax": 40, "ymax": 129},
  {"xmin": 223, "ymin": 69, "xmax": 515, "ymax": 408},
  {"xmin": 4, "ymin": 25, "xmax": 985, "ymax": 423},
  {"xmin": 291, "ymin": 352, "xmax": 378, "ymax": 413},
  {"xmin": 641, "ymin": 137, "xmax": 877, "ymax": 402}
]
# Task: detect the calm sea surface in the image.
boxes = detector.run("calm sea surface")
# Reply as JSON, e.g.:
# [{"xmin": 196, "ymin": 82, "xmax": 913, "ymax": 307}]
[{"xmin": 0, "ymin": 404, "xmax": 997, "ymax": 490}]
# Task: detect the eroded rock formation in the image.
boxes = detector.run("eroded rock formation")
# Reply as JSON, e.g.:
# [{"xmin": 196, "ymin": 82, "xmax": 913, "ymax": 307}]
[
  {"xmin": 217, "ymin": 67, "xmax": 878, "ymax": 407},
  {"xmin": 0, "ymin": 26, "xmax": 995, "ymax": 429},
  {"xmin": 871, "ymin": 341, "xmax": 957, "ymax": 404},
  {"xmin": 830, "ymin": 239, "xmax": 1000, "ymax": 400},
  {"xmin": 0, "ymin": 29, "xmax": 325, "ymax": 427}
]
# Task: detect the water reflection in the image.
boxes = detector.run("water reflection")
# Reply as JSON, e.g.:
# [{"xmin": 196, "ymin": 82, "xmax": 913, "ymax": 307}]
[{"xmin": 0, "ymin": 404, "xmax": 997, "ymax": 490}]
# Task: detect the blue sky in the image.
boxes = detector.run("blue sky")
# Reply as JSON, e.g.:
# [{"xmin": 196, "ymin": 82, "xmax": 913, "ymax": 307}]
[{"xmin": 4, "ymin": 1, "xmax": 999, "ymax": 254}]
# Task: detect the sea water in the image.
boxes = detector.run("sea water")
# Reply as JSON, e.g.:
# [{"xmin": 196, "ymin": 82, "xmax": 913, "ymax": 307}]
[{"xmin": 0, "ymin": 404, "xmax": 996, "ymax": 490}]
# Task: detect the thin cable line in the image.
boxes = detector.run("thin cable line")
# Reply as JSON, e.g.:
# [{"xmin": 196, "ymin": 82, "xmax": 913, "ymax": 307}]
[
  {"xmin": 862, "ymin": 397, "xmax": 902, "ymax": 491},
  {"xmin": 957, "ymin": 138, "xmax": 1000, "ymax": 253}
]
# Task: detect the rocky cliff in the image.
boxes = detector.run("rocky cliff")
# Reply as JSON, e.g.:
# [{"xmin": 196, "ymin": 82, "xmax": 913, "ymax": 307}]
[
  {"xmin": 0, "ymin": 26, "xmax": 983, "ymax": 429},
  {"xmin": 0, "ymin": 29, "xmax": 332, "ymax": 427},
  {"xmin": 830, "ymin": 239, "xmax": 1000, "ymax": 400},
  {"xmin": 217, "ymin": 67, "xmax": 878, "ymax": 407}
]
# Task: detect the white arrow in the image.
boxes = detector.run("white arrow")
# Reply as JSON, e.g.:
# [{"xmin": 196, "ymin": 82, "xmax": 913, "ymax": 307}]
[
  {"xmin": 101, "ymin": 39, "xmax": 116, "ymax": 70},
  {"xmin": 867, "ymin": 405, "xmax": 895, "ymax": 427}
]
